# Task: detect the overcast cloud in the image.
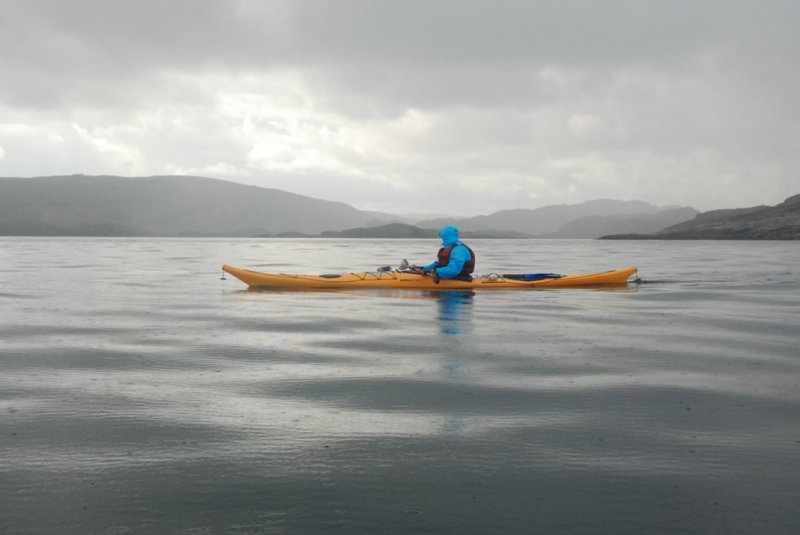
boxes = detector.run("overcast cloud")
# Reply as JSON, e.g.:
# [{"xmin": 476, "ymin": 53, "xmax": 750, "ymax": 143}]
[{"xmin": 1, "ymin": 0, "xmax": 798, "ymax": 214}]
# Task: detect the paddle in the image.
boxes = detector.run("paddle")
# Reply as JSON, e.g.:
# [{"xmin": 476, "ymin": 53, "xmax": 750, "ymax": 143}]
[{"xmin": 502, "ymin": 272, "xmax": 562, "ymax": 281}]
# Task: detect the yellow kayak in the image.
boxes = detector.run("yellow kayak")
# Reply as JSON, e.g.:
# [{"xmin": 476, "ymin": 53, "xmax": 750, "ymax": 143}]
[{"xmin": 222, "ymin": 265, "xmax": 638, "ymax": 290}]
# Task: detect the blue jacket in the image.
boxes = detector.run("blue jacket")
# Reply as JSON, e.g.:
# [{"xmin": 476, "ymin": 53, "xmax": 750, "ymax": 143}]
[{"xmin": 423, "ymin": 226, "xmax": 473, "ymax": 279}]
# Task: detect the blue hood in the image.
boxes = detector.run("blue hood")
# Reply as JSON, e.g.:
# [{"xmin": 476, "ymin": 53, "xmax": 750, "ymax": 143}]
[{"xmin": 439, "ymin": 225, "xmax": 460, "ymax": 247}]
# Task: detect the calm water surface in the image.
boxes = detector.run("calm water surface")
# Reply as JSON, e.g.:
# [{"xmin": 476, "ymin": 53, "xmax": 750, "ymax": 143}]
[{"xmin": 1, "ymin": 238, "xmax": 799, "ymax": 534}]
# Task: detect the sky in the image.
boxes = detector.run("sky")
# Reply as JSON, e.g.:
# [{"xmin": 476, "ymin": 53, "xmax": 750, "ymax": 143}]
[{"xmin": 1, "ymin": 0, "xmax": 798, "ymax": 216}]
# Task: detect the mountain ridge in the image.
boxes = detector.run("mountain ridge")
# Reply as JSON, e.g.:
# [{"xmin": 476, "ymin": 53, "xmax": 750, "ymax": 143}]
[
  {"xmin": 599, "ymin": 194, "xmax": 800, "ymax": 239},
  {"xmin": 417, "ymin": 199, "xmax": 692, "ymax": 235},
  {"xmin": 0, "ymin": 174, "xmax": 745, "ymax": 238},
  {"xmin": 0, "ymin": 174, "xmax": 398, "ymax": 236},
  {"xmin": 319, "ymin": 223, "xmax": 533, "ymax": 239}
]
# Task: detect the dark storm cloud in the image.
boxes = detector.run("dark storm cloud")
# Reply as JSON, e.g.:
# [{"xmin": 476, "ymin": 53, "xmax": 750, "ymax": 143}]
[{"xmin": 4, "ymin": 0, "xmax": 793, "ymax": 110}]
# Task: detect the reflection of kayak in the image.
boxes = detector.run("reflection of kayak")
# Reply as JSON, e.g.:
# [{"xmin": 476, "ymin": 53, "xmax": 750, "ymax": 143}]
[{"xmin": 222, "ymin": 265, "xmax": 638, "ymax": 290}]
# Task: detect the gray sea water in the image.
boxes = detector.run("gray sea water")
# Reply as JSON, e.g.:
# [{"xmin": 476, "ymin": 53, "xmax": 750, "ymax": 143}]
[{"xmin": 1, "ymin": 237, "xmax": 799, "ymax": 534}]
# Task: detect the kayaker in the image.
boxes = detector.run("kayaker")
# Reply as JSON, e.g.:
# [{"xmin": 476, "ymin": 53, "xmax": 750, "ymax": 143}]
[{"xmin": 411, "ymin": 225, "xmax": 476, "ymax": 281}]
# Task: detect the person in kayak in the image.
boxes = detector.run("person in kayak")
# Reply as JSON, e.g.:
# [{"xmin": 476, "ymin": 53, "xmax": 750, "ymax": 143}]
[{"xmin": 411, "ymin": 225, "xmax": 476, "ymax": 281}]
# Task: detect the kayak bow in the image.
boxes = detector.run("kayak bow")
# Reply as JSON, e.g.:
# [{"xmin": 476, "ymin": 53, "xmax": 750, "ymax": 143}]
[{"xmin": 221, "ymin": 265, "xmax": 638, "ymax": 290}]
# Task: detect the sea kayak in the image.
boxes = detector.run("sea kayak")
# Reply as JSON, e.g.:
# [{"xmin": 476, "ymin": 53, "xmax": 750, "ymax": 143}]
[{"xmin": 222, "ymin": 265, "xmax": 638, "ymax": 290}]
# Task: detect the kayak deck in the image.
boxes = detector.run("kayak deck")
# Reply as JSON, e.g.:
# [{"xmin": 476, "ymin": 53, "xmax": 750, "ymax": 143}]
[{"xmin": 222, "ymin": 265, "xmax": 638, "ymax": 290}]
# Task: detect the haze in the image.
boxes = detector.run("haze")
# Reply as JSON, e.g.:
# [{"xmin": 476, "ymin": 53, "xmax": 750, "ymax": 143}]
[{"xmin": 1, "ymin": 0, "xmax": 798, "ymax": 215}]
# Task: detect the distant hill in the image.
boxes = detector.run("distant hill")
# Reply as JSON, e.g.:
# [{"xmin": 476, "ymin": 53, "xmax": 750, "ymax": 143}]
[
  {"xmin": 542, "ymin": 207, "xmax": 699, "ymax": 238},
  {"xmin": 321, "ymin": 223, "xmax": 436, "ymax": 238},
  {"xmin": 0, "ymin": 175, "xmax": 397, "ymax": 236},
  {"xmin": 320, "ymin": 223, "xmax": 532, "ymax": 239},
  {"xmin": 417, "ymin": 199, "xmax": 693, "ymax": 236},
  {"xmin": 4, "ymin": 174, "xmax": 763, "ymax": 239},
  {"xmin": 600, "ymin": 194, "xmax": 800, "ymax": 239}
]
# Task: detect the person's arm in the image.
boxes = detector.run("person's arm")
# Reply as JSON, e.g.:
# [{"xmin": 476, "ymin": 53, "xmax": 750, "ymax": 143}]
[
  {"xmin": 421, "ymin": 260, "xmax": 440, "ymax": 272},
  {"xmin": 433, "ymin": 246, "xmax": 469, "ymax": 279}
]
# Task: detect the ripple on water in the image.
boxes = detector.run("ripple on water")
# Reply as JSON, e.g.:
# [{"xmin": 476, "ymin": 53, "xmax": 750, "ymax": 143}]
[{"xmin": 1, "ymin": 238, "xmax": 799, "ymax": 534}]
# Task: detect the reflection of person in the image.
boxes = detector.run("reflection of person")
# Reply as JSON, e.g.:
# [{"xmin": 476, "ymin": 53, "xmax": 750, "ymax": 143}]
[
  {"xmin": 436, "ymin": 291, "xmax": 474, "ymax": 336},
  {"xmin": 411, "ymin": 226, "xmax": 476, "ymax": 281}
]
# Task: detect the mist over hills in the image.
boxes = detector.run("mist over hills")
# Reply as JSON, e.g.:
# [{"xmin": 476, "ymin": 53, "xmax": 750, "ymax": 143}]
[
  {"xmin": 0, "ymin": 175, "xmax": 396, "ymax": 236},
  {"xmin": 320, "ymin": 223, "xmax": 533, "ymax": 239},
  {"xmin": 417, "ymin": 199, "xmax": 689, "ymax": 235},
  {"xmin": 541, "ymin": 207, "xmax": 699, "ymax": 239},
  {"xmin": 0, "ymin": 174, "xmax": 707, "ymax": 238}
]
